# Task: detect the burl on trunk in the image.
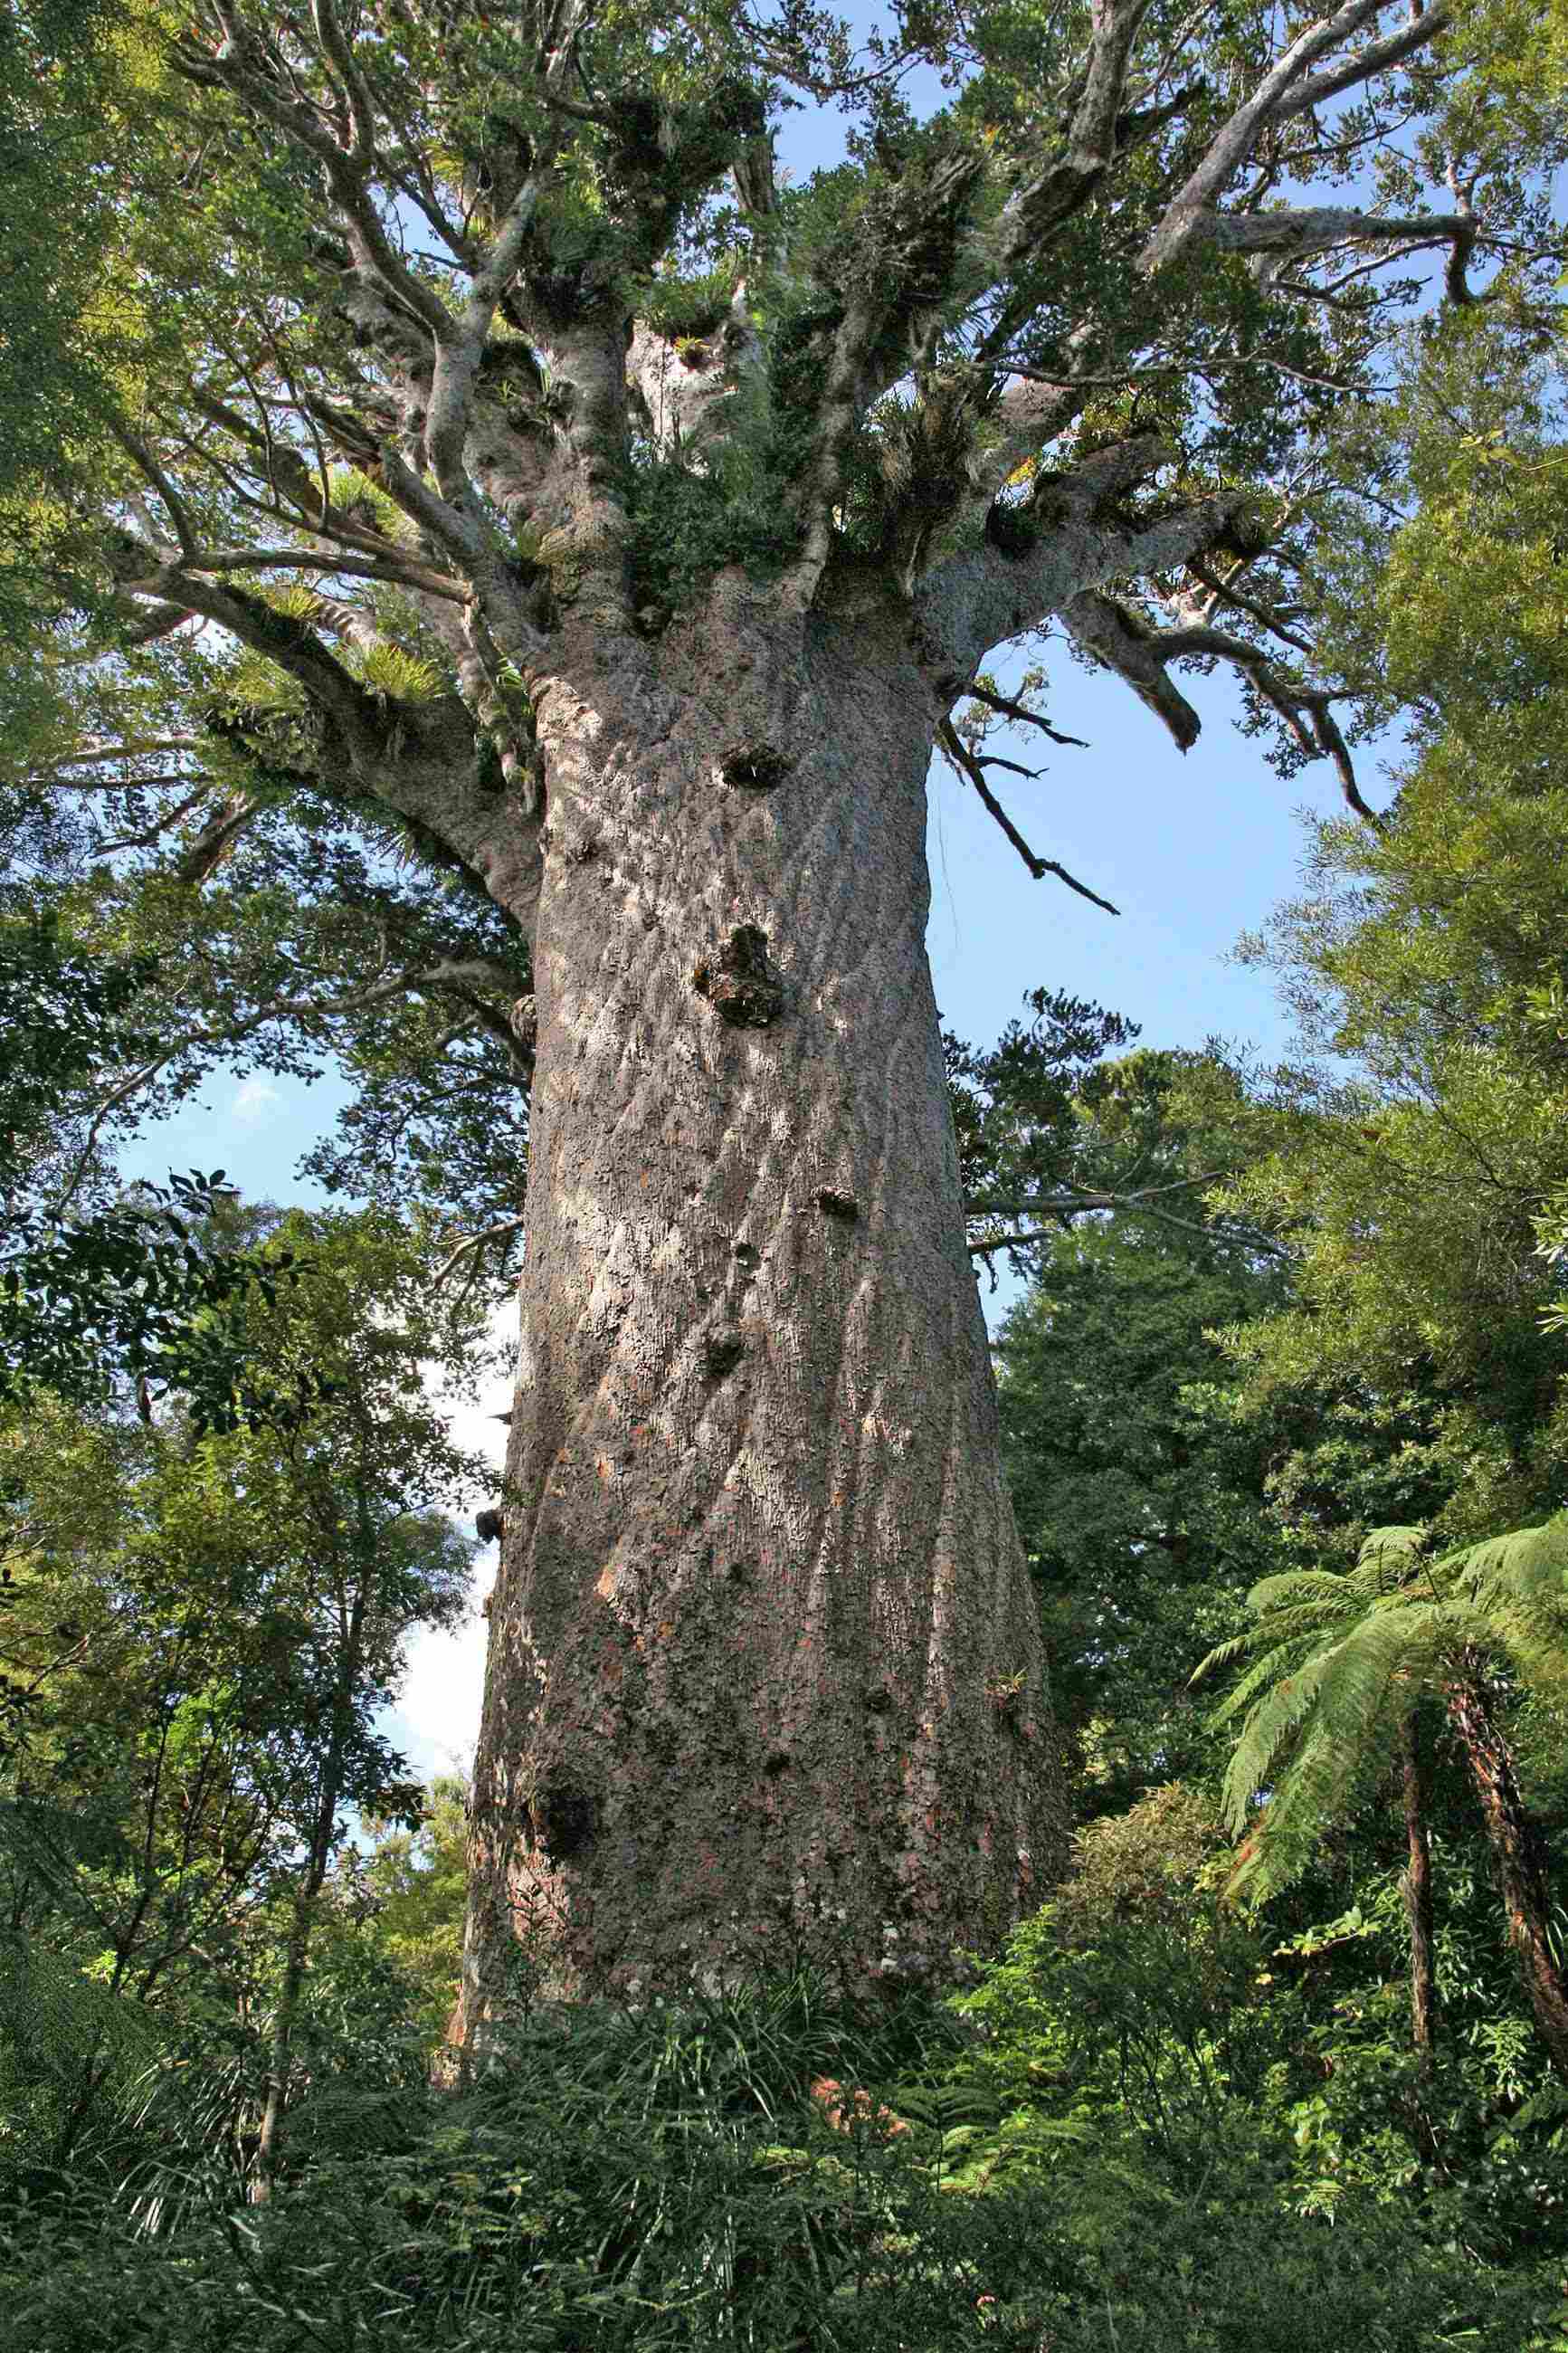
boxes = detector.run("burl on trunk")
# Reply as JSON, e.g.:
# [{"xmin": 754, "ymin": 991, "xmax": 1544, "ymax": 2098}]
[{"xmin": 457, "ymin": 588, "xmax": 1066, "ymax": 2024}]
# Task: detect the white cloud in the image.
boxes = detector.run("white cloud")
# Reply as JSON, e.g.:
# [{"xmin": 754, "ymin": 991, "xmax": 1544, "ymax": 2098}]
[
  {"xmin": 382, "ymin": 1299, "xmax": 516, "ymax": 1786},
  {"xmin": 385, "ymin": 1615, "xmax": 489, "ymax": 1786},
  {"xmin": 231, "ymin": 1075, "xmax": 282, "ymax": 1125}
]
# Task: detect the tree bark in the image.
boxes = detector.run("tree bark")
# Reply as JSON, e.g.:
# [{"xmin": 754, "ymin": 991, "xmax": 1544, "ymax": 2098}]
[
  {"xmin": 1445, "ymin": 1668, "xmax": 1568, "ymax": 2086},
  {"xmin": 456, "ymin": 587, "xmax": 1067, "ymax": 2025},
  {"xmin": 1399, "ymin": 1711, "xmax": 1438, "ymax": 2066}
]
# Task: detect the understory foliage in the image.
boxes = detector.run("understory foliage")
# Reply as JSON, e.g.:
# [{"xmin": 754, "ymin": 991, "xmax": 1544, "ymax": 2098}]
[
  {"xmin": 7, "ymin": 1122, "xmax": 1568, "ymax": 2342},
  {"xmin": 3, "ymin": 1943, "xmax": 1561, "ymax": 2353}
]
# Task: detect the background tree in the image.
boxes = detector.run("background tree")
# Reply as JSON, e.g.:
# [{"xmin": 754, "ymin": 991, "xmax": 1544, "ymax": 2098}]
[
  {"xmin": 9, "ymin": 0, "xmax": 1564, "ymax": 2007},
  {"xmin": 0, "ymin": 1205, "xmax": 485, "ymax": 2185},
  {"xmin": 946, "ymin": 995, "xmax": 1288, "ymax": 1272},
  {"xmin": 343, "ymin": 1771, "xmax": 471, "ymax": 2045},
  {"xmin": 984, "ymin": 1047, "xmax": 1293, "ymax": 1806},
  {"xmin": 1207, "ymin": 325, "xmax": 1568, "ymax": 1549},
  {"xmin": 0, "ymin": 906, "xmax": 297, "ymax": 1426}
]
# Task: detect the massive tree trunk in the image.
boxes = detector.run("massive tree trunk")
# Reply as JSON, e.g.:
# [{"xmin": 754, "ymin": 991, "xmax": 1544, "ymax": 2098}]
[
  {"xmin": 456, "ymin": 587, "xmax": 1066, "ymax": 2023},
  {"xmin": 32, "ymin": 0, "xmax": 1480, "ymax": 2052}
]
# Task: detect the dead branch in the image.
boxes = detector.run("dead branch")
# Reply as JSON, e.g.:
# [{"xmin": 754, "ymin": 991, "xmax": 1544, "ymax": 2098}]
[{"xmin": 937, "ymin": 718, "xmax": 1119, "ymax": 914}]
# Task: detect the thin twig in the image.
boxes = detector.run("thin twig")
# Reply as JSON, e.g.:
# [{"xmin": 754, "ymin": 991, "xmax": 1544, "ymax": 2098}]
[
  {"xmin": 937, "ymin": 719, "xmax": 1119, "ymax": 914},
  {"xmin": 963, "ymin": 681, "xmax": 1089, "ymax": 748},
  {"xmin": 965, "ymin": 1173, "xmax": 1289, "ymax": 1258},
  {"xmin": 434, "ymin": 1214, "xmax": 527, "ymax": 1283}
]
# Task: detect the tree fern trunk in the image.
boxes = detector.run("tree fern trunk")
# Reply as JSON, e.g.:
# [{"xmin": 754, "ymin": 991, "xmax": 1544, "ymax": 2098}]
[
  {"xmin": 1401, "ymin": 1711, "xmax": 1438, "ymax": 2067},
  {"xmin": 1445, "ymin": 1669, "xmax": 1568, "ymax": 2086}
]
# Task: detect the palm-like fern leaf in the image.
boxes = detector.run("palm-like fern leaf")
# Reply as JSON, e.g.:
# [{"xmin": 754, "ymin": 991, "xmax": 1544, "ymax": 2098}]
[{"xmin": 1200, "ymin": 1517, "xmax": 1568, "ymax": 1899}]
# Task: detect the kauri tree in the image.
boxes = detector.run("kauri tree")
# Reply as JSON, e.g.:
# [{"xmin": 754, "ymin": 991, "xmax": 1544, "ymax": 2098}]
[{"xmin": 8, "ymin": 0, "xmax": 1563, "ymax": 2018}]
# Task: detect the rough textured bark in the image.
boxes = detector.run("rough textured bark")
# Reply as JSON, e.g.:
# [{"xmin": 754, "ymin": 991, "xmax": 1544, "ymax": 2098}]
[
  {"xmin": 456, "ymin": 587, "xmax": 1066, "ymax": 2021},
  {"xmin": 1400, "ymin": 1711, "xmax": 1438, "ymax": 2065},
  {"xmin": 1446, "ymin": 1670, "xmax": 1568, "ymax": 2086}
]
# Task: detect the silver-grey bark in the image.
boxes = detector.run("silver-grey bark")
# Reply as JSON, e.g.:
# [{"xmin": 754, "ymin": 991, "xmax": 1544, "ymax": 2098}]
[{"xmin": 459, "ymin": 585, "xmax": 1064, "ymax": 2005}]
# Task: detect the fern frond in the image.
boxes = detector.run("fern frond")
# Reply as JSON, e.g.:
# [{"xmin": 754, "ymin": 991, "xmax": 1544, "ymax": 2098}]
[
  {"xmin": 1206, "ymin": 1514, "xmax": 1568, "ymax": 1903},
  {"xmin": 1218, "ymin": 1646, "xmax": 1340, "ymax": 1834},
  {"xmin": 1308, "ymin": 1602, "xmax": 1442, "ymax": 1739},
  {"xmin": 1453, "ymin": 1516, "xmax": 1568, "ymax": 1613},
  {"xmin": 1240, "ymin": 1596, "xmax": 1364, "ymax": 1645},
  {"xmin": 1224, "ymin": 1600, "xmax": 1451, "ymax": 1883},
  {"xmin": 1189, "ymin": 1628, "xmax": 1254, "ymax": 1687},
  {"xmin": 1206, "ymin": 1641, "xmax": 1302, "ymax": 1727},
  {"xmin": 1245, "ymin": 1567, "xmax": 1362, "ymax": 1611},
  {"xmin": 1357, "ymin": 1525, "xmax": 1428, "ymax": 1566}
]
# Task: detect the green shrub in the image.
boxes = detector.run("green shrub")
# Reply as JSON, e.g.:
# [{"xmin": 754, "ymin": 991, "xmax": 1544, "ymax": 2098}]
[{"xmin": 2, "ymin": 1949, "xmax": 1561, "ymax": 2351}]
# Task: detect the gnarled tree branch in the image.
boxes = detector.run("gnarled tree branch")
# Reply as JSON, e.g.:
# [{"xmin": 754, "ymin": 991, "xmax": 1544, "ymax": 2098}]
[{"xmin": 916, "ymin": 435, "xmax": 1245, "ymax": 685}]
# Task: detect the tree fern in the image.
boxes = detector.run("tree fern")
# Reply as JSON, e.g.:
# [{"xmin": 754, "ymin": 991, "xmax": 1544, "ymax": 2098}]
[
  {"xmin": 0, "ymin": 1938, "xmax": 163, "ymax": 2176},
  {"xmin": 1195, "ymin": 1516, "xmax": 1568, "ymax": 2080}
]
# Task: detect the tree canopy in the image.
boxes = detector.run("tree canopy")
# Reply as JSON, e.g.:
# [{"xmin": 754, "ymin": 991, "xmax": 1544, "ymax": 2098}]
[{"xmin": 6, "ymin": 0, "xmax": 1563, "ymax": 1262}]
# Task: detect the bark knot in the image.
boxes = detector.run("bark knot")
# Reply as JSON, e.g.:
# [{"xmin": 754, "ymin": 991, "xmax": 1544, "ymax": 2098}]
[
  {"xmin": 719, "ymin": 740, "xmax": 792, "ymax": 792},
  {"xmin": 530, "ymin": 1783, "xmax": 598, "ymax": 1862},
  {"xmin": 509, "ymin": 995, "xmax": 538, "ymax": 1053},
  {"xmin": 703, "ymin": 1326, "xmax": 746, "ymax": 1381},
  {"xmin": 984, "ymin": 1670, "xmax": 1027, "ymax": 1721},
  {"xmin": 984, "ymin": 498, "xmax": 1044, "ymax": 557},
  {"xmin": 815, "ymin": 1187, "xmax": 860, "ymax": 1223},
  {"xmin": 692, "ymin": 925, "xmax": 784, "ymax": 1027}
]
